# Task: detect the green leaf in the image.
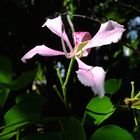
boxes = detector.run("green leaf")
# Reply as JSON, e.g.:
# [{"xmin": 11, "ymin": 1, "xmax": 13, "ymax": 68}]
[
  {"xmin": 0, "ymin": 88, "xmax": 10, "ymax": 107},
  {"xmin": 105, "ymin": 79, "xmax": 122, "ymax": 94},
  {"xmin": 21, "ymin": 133, "xmax": 62, "ymax": 140},
  {"xmin": 131, "ymin": 39, "xmax": 139, "ymax": 49},
  {"xmin": 106, "ymin": 11, "xmax": 125, "ymax": 22},
  {"xmin": 21, "ymin": 117, "xmax": 86, "ymax": 140},
  {"xmin": 0, "ymin": 121, "xmax": 30, "ymax": 140},
  {"xmin": 4, "ymin": 94, "xmax": 45, "ymax": 125},
  {"xmin": 85, "ymin": 96, "xmax": 115, "ymax": 125},
  {"xmin": 10, "ymin": 69, "xmax": 37, "ymax": 91},
  {"xmin": 0, "ymin": 131, "xmax": 17, "ymax": 140},
  {"xmin": 35, "ymin": 63, "xmax": 46, "ymax": 81},
  {"xmin": 113, "ymin": 50, "xmax": 122, "ymax": 58},
  {"xmin": 1, "ymin": 94, "xmax": 46, "ymax": 139},
  {"xmin": 61, "ymin": 117, "xmax": 86, "ymax": 140},
  {"xmin": 90, "ymin": 125, "xmax": 135, "ymax": 140},
  {"xmin": 0, "ymin": 56, "xmax": 12, "ymax": 84},
  {"xmin": 15, "ymin": 93, "xmax": 46, "ymax": 104}
]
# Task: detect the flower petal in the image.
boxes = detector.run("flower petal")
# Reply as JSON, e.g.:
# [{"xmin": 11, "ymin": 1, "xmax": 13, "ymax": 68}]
[
  {"xmin": 76, "ymin": 57, "xmax": 106, "ymax": 98},
  {"xmin": 42, "ymin": 16, "xmax": 72, "ymax": 49},
  {"xmin": 21, "ymin": 45, "xmax": 64, "ymax": 63},
  {"xmin": 73, "ymin": 32, "xmax": 92, "ymax": 57},
  {"xmin": 73, "ymin": 32, "xmax": 91, "ymax": 47},
  {"xmin": 83, "ymin": 20, "xmax": 125, "ymax": 51}
]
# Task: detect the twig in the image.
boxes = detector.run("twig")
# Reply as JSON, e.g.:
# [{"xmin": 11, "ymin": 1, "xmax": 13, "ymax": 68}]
[
  {"xmin": 53, "ymin": 85, "xmax": 64, "ymax": 103},
  {"xmin": 55, "ymin": 12, "xmax": 102, "ymax": 23},
  {"xmin": 116, "ymin": 0, "xmax": 140, "ymax": 13},
  {"xmin": 66, "ymin": 14, "xmax": 75, "ymax": 33}
]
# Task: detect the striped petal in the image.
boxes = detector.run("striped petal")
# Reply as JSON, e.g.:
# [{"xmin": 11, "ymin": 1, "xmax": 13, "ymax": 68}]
[
  {"xmin": 73, "ymin": 32, "xmax": 92, "ymax": 57},
  {"xmin": 21, "ymin": 45, "xmax": 64, "ymax": 63},
  {"xmin": 73, "ymin": 32, "xmax": 91, "ymax": 47}
]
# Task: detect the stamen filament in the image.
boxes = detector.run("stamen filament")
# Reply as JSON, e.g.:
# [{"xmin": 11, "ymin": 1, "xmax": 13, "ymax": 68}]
[{"xmin": 61, "ymin": 25, "xmax": 71, "ymax": 58}]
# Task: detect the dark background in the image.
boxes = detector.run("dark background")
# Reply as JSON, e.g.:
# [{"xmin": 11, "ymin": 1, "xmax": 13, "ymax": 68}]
[{"xmin": 0, "ymin": 0, "xmax": 140, "ymax": 138}]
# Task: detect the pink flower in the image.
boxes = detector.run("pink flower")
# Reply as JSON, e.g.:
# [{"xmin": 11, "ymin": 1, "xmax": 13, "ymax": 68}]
[{"xmin": 21, "ymin": 16, "xmax": 125, "ymax": 97}]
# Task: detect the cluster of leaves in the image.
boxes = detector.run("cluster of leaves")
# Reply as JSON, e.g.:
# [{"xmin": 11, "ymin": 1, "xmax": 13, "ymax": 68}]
[{"xmin": 0, "ymin": 55, "xmax": 135, "ymax": 140}]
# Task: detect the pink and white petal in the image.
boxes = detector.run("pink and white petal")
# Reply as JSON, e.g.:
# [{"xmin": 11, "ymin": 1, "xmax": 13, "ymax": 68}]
[
  {"xmin": 76, "ymin": 57, "xmax": 92, "ymax": 70},
  {"xmin": 76, "ymin": 68, "xmax": 95, "ymax": 87},
  {"xmin": 76, "ymin": 57, "xmax": 106, "ymax": 98},
  {"xmin": 42, "ymin": 16, "xmax": 72, "ymax": 49},
  {"xmin": 83, "ymin": 20, "xmax": 125, "ymax": 51},
  {"xmin": 90, "ymin": 67, "xmax": 106, "ymax": 98},
  {"xmin": 21, "ymin": 45, "xmax": 64, "ymax": 63},
  {"xmin": 73, "ymin": 32, "xmax": 91, "ymax": 47}
]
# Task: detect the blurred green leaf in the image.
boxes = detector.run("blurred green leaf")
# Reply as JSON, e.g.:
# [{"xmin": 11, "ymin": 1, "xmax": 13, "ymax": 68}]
[
  {"xmin": 0, "ymin": 121, "xmax": 30, "ymax": 140},
  {"xmin": 10, "ymin": 69, "xmax": 37, "ymax": 91},
  {"xmin": 85, "ymin": 96, "xmax": 115, "ymax": 125},
  {"xmin": 21, "ymin": 133, "xmax": 62, "ymax": 140},
  {"xmin": 1, "ymin": 94, "xmax": 46, "ymax": 139},
  {"xmin": 0, "ymin": 56, "xmax": 12, "ymax": 84},
  {"xmin": 0, "ymin": 88, "xmax": 10, "ymax": 107},
  {"xmin": 35, "ymin": 63, "xmax": 46, "ymax": 81},
  {"xmin": 4, "ymin": 94, "xmax": 45, "ymax": 125},
  {"xmin": 90, "ymin": 125, "xmax": 135, "ymax": 140},
  {"xmin": 105, "ymin": 79, "xmax": 122, "ymax": 94},
  {"xmin": 61, "ymin": 117, "xmax": 86, "ymax": 140},
  {"xmin": 106, "ymin": 11, "xmax": 125, "ymax": 22},
  {"xmin": 131, "ymin": 39, "xmax": 139, "ymax": 49},
  {"xmin": 15, "ymin": 93, "xmax": 46, "ymax": 104},
  {"xmin": 113, "ymin": 49, "xmax": 122, "ymax": 58}
]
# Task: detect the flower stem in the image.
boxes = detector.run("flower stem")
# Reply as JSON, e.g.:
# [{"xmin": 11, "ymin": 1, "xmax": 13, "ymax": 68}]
[
  {"xmin": 131, "ymin": 81, "xmax": 135, "ymax": 98},
  {"xmin": 16, "ymin": 129, "xmax": 20, "ymax": 140},
  {"xmin": 133, "ymin": 109, "xmax": 138, "ymax": 126},
  {"xmin": 53, "ymin": 85, "xmax": 64, "ymax": 103},
  {"xmin": 62, "ymin": 58, "xmax": 75, "ymax": 107},
  {"xmin": 56, "ymin": 68, "xmax": 64, "ymax": 86}
]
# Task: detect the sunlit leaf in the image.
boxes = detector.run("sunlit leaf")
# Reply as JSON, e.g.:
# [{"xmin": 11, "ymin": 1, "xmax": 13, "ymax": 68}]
[
  {"xmin": 85, "ymin": 96, "xmax": 115, "ymax": 125},
  {"xmin": 0, "ymin": 56, "xmax": 12, "ymax": 84},
  {"xmin": 90, "ymin": 125, "xmax": 135, "ymax": 140},
  {"xmin": 105, "ymin": 79, "xmax": 122, "ymax": 94}
]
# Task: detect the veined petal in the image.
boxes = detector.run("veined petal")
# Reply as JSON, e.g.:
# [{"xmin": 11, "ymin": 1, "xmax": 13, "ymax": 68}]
[
  {"xmin": 76, "ymin": 57, "xmax": 106, "ymax": 98},
  {"xmin": 21, "ymin": 45, "xmax": 64, "ymax": 63},
  {"xmin": 73, "ymin": 32, "xmax": 91, "ymax": 57},
  {"xmin": 42, "ymin": 16, "xmax": 72, "ymax": 50},
  {"xmin": 83, "ymin": 20, "xmax": 125, "ymax": 51},
  {"xmin": 73, "ymin": 32, "xmax": 91, "ymax": 47}
]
